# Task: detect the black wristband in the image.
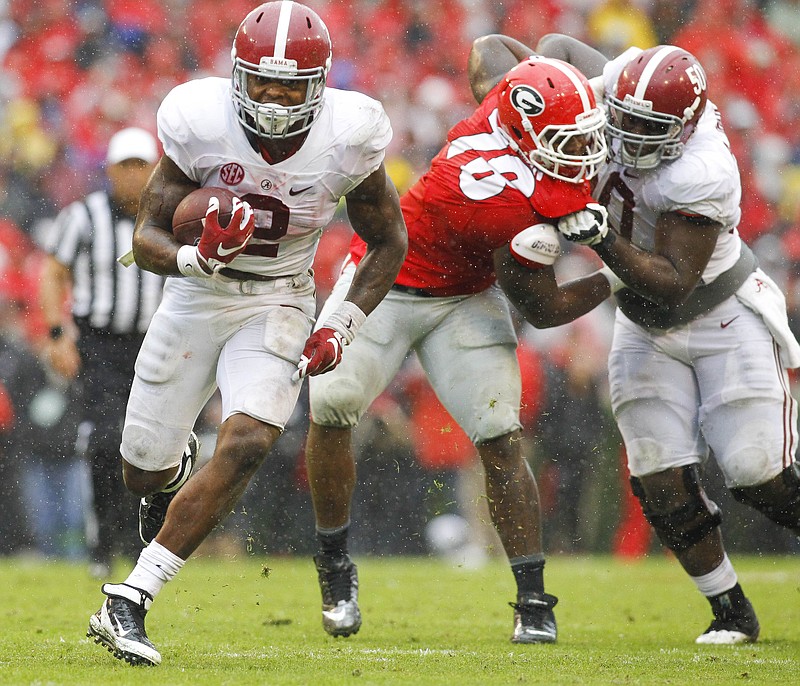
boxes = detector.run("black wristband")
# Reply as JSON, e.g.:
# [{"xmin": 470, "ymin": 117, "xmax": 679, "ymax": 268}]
[
  {"xmin": 49, "ymin": 325, "xmax": 64, "ymax": 340},
  {"xmin": 593, "ymin": 230, "xmax": 617, "ymax": 257}
]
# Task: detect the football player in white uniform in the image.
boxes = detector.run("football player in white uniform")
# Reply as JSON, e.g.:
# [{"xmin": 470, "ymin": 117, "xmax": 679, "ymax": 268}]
[
  {"xmin": 86, "ymin": 1, "xmax": 406, "ymax": 667},
  {"xmin": 539, "ymin": 34, "xmax": 800, "ymax": 644}
]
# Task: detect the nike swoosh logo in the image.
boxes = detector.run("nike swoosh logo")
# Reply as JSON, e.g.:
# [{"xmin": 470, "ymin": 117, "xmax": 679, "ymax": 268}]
[
  {"xmin": 288, "ymin": 185, "xmax": 313, "ymax": 196},
  {"xmin": 345, "ymin": 317, "xmax": 353, "ymax": 329},
  {"xmin": 720, "ymin": 316, "xmax": 739, "ymax": 329},
  {"xmin": 216, "ymin": 244, "xmax": 241, "ymax": 257},
  {"xmin": 113, "ymin": 615, "xmax": 132, "ymax": 638}
]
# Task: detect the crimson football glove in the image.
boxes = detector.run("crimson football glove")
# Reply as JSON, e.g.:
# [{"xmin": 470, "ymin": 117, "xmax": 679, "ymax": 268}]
[
  {"xmin": 293, "ymin": 328, "xmax": 344, "ymax": 381},
  {"xmin": 196, "ymin": 196, "xmax": 255, "ymax": 272}
]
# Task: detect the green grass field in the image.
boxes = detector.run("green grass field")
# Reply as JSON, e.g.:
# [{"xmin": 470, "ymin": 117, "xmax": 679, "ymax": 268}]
[{"xmin": 0, "ymin": 554, "xmax": 797, "ymax": 685}]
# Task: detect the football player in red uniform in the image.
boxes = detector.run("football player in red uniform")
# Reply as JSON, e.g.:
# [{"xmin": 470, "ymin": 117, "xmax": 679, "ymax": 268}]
[{"xmin": 305, "ymin": 34, "xmax": 616, "ymax": 644}]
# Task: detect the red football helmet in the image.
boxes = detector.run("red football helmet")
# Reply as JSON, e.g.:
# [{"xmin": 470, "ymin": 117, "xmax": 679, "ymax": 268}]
[
  {"xmin": 607, "ymin": 45, "xmax": 708, "ymax": 169},
  {"xmin": 496, "ymin": 56, "xmax": 607, "ymax": 184},
  {"xmin": 231, "ymin": 1, "xmax": 332, "ymax": 139}
]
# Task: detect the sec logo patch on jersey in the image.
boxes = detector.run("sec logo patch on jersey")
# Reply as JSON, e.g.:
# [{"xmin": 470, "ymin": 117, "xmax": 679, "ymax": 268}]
[{"xmin": 220, "ymin": 163, "xmax": 245, "ymax": 185}]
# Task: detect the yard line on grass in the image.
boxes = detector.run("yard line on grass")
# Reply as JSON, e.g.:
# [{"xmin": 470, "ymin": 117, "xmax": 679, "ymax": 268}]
[{"xmin": 217, "ymin": 647, "xmax": 481, "ymax": 660}]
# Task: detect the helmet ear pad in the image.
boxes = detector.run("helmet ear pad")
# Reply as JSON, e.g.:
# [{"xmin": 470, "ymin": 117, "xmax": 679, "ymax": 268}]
[
  {"xmin": 496, "ymin": 56, "xmax": 607, "ymax": 184},
  {"xmin": 231, "ymin": 2, "xmax": 332, "ymax": 139}
]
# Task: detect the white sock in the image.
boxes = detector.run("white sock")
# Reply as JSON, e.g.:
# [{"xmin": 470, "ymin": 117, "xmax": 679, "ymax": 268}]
[
  {"xmin": 124, "ymin": 540, "xmax": 186, "ymax": 599},
  {"xmin": 691, "ymin": 554, "xmax": 738, "ymax": 597}
]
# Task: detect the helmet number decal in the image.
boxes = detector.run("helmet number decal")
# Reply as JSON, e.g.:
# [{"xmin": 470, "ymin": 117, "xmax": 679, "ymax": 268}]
[{"xmin": 686, "ymin": 64, "xmax": 707, "ymax": 96}]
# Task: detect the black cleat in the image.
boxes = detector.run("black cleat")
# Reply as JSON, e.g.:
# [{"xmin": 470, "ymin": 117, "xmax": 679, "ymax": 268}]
[
  {"xmin": 696, "ymin": 584, "xmax": 760, "ymax": 644},
  {"xmin": 138, "ymin": 432, "xmax": 199, "ymax": 545},
  {"xmin": 87, "ymin": 583, "xmax": 160, "ymax": 666},
  {"xmin": 314, "ymin": 553, "xmax": 361, "ymax": 637},
  {"xmin": 510, "ymin": 592, "xmax": 558, "ymax": 644}
]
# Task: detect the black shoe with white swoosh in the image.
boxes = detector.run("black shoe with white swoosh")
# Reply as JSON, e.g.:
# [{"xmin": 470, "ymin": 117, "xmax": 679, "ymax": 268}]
[
  {"xmin": 314, "ymin": 553, "xmax": 362, "ymax": 637},
  {"xmin": 87, "ymin": 583, "xmax": 161, "ymax": 666}
]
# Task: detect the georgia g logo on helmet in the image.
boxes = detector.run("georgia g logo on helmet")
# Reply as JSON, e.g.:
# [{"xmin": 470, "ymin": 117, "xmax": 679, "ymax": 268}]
[{"xmin": 510, "ymin": 85, "xmax": 546, "ymax": 119}]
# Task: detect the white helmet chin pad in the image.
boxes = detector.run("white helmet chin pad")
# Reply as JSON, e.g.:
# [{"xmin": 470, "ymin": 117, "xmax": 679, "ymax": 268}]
[{"xmin": 256, "ymin": 102, "xmax": 292, "ymax": 136}]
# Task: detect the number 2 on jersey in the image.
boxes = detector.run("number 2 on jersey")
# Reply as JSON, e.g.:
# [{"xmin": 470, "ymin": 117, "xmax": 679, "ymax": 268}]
[{"xmin": 239, "ymin": 193, "xmax": 290, "ymax": 258}]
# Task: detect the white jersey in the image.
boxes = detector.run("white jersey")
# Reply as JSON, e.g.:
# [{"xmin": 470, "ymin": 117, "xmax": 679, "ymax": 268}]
[
  {"xmin": 598, "ymin": 49, "xmax": 743, "ymax": 283},
  {"xmin": 157, "ymin": 77, "xmax": 392, "ymax": 278},
  {"xmin": 600, "ymin": 49, "xmax": 799, "ymax": 486}
]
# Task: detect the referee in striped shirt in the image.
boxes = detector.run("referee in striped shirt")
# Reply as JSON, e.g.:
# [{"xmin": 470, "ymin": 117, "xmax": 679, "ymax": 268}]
[{"xmin": 40, "ymin": 127, "xmax": 165, "ymax": 577}]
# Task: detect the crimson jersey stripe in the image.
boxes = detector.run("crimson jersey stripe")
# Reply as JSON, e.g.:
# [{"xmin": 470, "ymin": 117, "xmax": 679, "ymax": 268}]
[{"xmin": 773, "ymin": 340, "xmax": 797, "ymax": 468}]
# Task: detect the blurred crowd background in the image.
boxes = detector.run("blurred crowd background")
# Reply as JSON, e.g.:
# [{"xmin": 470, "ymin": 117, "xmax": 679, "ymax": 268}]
[{"xmin": 2, "ymin": 0, "xmax": 800, "ymax": 568}]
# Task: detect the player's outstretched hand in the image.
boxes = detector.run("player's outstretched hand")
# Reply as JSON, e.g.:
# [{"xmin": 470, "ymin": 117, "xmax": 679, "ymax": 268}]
[
  {"xmin": 197, "ymin": 196, "xmax": 255, "ymax": 272},
  {"xmin": 557, "ymin": 202, "xmax": 608, "ymax": 247},
  {"xmin": 293, "ymin": 328, "xmax": 344, "ymax": 381}
]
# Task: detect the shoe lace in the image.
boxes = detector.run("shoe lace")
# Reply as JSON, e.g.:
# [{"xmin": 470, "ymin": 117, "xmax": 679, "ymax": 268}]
[
  {"xmin": 141, "ymin": 491, "xmax": 172, "ymax": 522},
  {"xmin": 510, "ymin": 593, "xmax": 558, "ymax": 625},
  {"xmin": 316, "ymin": 555, "xmax": 356, "ymax": 605},
  {"xmin": 110, "ymin": 596, "xmax": 147, "ymax": 636}
]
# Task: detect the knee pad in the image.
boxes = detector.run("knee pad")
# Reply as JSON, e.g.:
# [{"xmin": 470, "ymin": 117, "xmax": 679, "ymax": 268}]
[
  {"xmin": 470, "ymin": 404, "xmax": 522, "ymax": 445},
  {"xmin": 630, "ymin": 465, "xmax": 722, "ymax": 554},
  {"xmin": 730, "ymin": 463, "xmax": 800, "ymax": 535},
  {"xmin": 308, "ymin": 376, "xmax": 367, "ymax": 428}
]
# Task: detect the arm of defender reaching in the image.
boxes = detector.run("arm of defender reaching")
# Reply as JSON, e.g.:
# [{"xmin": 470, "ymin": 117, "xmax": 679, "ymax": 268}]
[{"xmin": 497, "ymin": 222, "xmax": 612, "ymax": 328}]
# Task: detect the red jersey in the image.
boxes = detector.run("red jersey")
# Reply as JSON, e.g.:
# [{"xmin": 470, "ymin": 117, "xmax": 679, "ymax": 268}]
[{"xmin": 349, "ymin": 84, "xmax": 595, "ymax": 296}]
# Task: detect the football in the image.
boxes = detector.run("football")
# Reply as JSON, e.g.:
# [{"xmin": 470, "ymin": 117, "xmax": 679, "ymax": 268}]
[{"xmin": 171, "ymin": 187, "xmax": 238, "ymax": 245}]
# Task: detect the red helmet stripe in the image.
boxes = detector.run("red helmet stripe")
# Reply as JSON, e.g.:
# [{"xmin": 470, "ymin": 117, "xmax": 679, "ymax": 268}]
[
  {"xmin": 633, "ymin": 46, "xmax": 682, "ymax": 101},
  {"xmin": 273, "ymin": 1, "xmax": 294, "ymax": 60}
]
